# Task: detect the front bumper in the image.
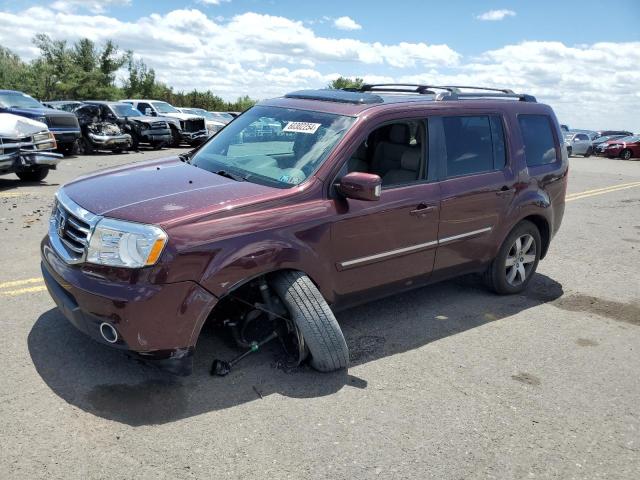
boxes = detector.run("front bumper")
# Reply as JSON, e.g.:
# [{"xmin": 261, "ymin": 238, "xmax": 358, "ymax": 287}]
[
  {"xmin": 41, "ymin": 236, "xmax": 218, "ymax": 375},
  {"xmin": 51, "ymin": 130, "xmax": 81, "ymax": 145},
  {"xmin": 180, "ymin": 130, "xmax": 208, "ymax": 144},
  {"xmin": 87, "ymin": 133, "xmax": 132, "ymax": 149},
  {"xmin": 139, "ymin": 128, "xmax": 172, "ymax": 143},
  {"xmin": 0, "ymin": 150, "xmax": 62, "ymax": 173}
]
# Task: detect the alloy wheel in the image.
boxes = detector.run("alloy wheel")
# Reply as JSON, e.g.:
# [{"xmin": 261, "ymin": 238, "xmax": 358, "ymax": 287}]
[{"xmin": 505, "ymin": 234, "xmax": 537, "ymax": 286}]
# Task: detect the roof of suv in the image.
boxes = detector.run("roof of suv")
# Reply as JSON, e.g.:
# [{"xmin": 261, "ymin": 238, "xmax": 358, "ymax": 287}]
[{"xmin": 262, "ymin": 85, "xmax": 543, "ymax": 117}]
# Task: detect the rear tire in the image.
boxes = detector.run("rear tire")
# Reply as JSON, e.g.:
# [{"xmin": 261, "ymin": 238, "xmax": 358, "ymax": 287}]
[
  {"xmin": 484, "ymin": 221, "xmax": 541, "ymax": 295},
  {"xmin": 16, "ymin": 167, "xmax": 49, "ymax": 182},
  {"xmin": 620, "ymin": 149, "xmax": 632, "ymax": 160},
  {"xmin": 271, "ymin": 271, "xmax": 348, "ymax": 372},
  {"xmin": 584, "ymin": 147, "xmax": 592, "ymax": 157}
]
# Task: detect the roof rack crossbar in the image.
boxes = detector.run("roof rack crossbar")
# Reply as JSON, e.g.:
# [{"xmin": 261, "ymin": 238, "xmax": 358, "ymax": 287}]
[
  {"xmin": 435, "ymin": 91, "xmax": 537, "ymax": 103},
  {"xmin": 359, "ymin": 84, "xmax": 460, "ymax": 94},
  {"xmin": 442, "ymin": 85, "xmax": 515, "ymax": 94},
  {"xmin": 357, "ymin": 83, "xmax": 535, "ymax": 102}
]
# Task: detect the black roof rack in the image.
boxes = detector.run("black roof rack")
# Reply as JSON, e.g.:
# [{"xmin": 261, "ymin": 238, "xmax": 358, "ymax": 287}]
[
  {"xmin": 357, "ymin": 83, "xmax": 536, "ymax": 103},
  {"xmin": 285, "ymin": 89, "xmax": 383, "ymax": 105},
  {"xmin": 359, "ymin": 84, "xmax": 457, "ymax": 95}
]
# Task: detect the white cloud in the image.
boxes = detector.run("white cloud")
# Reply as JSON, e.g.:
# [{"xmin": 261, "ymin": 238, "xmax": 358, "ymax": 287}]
[
  {"xmin": 197, "ymin": 0, "xmax": 231, "ymax": 5},
  {"xmin": 0, "ymin": 7, "xmax": 637, "ymax": 130},
  {"xmin": 333, "ymin": 16, "xmax": 362, "ymax": 31},
  {"xmin": 51, "ymin": 0, "xmax": 131, "ymax": 14},
  {"xmin": 476, "ymin": 9, "xmax": 516, "ymax": 21}
]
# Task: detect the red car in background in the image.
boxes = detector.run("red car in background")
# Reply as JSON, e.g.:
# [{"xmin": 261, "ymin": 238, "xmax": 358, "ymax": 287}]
[{"xmin": 603, "ymin": 135, "xmax": 640, "ymax": 160}]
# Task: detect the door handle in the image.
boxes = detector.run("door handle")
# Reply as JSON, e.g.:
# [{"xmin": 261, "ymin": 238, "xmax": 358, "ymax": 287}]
[
  {"xmin": 496, "ymin": 186, "xmax": 515, "ymax": 196},
  {"xmin": 410, "ymin": 203, "xmax": 436, "ymax": 216}
]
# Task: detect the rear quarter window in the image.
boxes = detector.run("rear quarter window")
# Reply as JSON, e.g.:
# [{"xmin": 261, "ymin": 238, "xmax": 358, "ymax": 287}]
[{"xmin": 518, "ymin": 115, "xmax": 558, "ymax": 167}]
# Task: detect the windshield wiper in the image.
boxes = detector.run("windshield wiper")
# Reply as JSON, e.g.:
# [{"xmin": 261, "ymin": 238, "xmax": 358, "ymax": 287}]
[
  {"xmin": 214, "ymin": 169, "xmax": 246, "ymax": 182},
  {"xmin": 178, "ymin": 152, "xmax": 192, "ymax": 164}
]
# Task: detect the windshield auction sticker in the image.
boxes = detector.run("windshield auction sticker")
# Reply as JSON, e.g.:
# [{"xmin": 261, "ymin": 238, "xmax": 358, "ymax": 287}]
[{"xmin": 283, "ymin": 122, "xmax": 321, "ymax": 134}]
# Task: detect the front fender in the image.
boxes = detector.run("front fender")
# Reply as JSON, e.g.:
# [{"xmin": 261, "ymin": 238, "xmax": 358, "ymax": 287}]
[{"xmin": 199, "ymin": 232, "xmax": 335, "ymax": 303}]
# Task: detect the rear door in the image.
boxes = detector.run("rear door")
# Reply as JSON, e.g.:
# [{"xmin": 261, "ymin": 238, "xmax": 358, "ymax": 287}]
[{"xmin": 429, "ymin": 113, "xmax": 514, "ymax": 276}]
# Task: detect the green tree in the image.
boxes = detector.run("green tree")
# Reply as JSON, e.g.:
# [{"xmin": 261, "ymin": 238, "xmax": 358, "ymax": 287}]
[
  {"xmin": 328, "ymin": 76, "xmax": 364, "ymax": 90},
  {"xmin": 0, "ymin": 46, "xmax": 30, "ymax": 91}
]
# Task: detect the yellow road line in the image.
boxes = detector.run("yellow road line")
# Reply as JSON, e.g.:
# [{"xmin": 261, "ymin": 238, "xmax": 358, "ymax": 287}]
[
  {"xmin": 566, "ymin": 181, "xmax": 640, "ymax": 199},
  {"xmin": 0, "ymin": 192, "xmax": 28, "ymax": 198},
  {"xmin": 0, "ymin": 277, "xmax": 43, "ymax": 289},
  {"xmin": 0, "ymin": 285, "xmax": 47, "ymax": 297},
  {"xmin": 567, "ymin": 182, "xmax": 640, "ymax": 202}
]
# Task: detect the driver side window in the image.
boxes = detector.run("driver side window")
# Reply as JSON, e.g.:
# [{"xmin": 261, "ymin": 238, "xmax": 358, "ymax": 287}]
[{"xmin": 347, "ymin": 121, "xmax": 427, "ymax": 188}]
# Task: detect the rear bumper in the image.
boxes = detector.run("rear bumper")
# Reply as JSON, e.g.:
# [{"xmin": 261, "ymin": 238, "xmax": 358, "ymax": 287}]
[{"xmin": 40, "ymin": 236, "xmax": 218, "ymax": 375}]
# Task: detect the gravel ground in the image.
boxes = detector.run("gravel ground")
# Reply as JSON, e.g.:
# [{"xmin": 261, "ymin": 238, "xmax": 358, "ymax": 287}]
[{"xmin": 0, "ymin": 148, "xmax": 639, "ymax": 479}]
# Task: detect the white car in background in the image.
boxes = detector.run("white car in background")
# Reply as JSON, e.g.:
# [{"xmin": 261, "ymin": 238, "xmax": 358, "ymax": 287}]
[
  {"xmin": 0, "ymin": 113, "xmax": 61, "ymax": 181},
  {"xmin": 177, "ymin": 108, "xmax": 226, "ymax": 136}
]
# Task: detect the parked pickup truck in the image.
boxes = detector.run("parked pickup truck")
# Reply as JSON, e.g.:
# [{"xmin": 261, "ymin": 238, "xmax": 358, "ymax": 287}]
[
  {"xmin": 120, "ymin": 99, "xmax": 208, "ymax": 147},
  {"xmin": 0, "ymin": 113, "xmax": 62, "ymax": 181},
  {"xmin": 0, "ymin": 90, "xmax": 81, "ymax": 154}
]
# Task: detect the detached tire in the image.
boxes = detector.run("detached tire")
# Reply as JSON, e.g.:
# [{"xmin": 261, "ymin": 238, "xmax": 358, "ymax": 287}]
[
  {"xmin": 484, "ymin": 220, "xmax": 541, "ymax": 295},
  {"xmin": 16, "ymin": 167, "xmax": 49, "ymax": 182},
  {"xmin": 271, "ymin": 271, "xmax": 348, "ymax": 372}
]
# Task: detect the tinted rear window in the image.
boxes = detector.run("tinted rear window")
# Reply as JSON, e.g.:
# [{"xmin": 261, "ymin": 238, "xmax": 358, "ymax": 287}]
[
  {"xmin": 442, "ymin": 115, "xmax": 506, "ymax": 177},
  {"xmin": 518, "ymin": 115, "xmax": 558, "ymax": 166}
]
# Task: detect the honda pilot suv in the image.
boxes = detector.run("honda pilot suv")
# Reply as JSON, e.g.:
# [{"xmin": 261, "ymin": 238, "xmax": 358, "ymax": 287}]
[{"xmin": 41, "ymin": 85, "xmax": 568, "ymax": 375}]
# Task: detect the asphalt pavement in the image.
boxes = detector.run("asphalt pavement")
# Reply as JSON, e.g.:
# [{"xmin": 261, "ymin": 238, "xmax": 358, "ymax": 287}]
[{"xmin": 0, "ymin": 148, "xmax": 639, "ymax": 479}]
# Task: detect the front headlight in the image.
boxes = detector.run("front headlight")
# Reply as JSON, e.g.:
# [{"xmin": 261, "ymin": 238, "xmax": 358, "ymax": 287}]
[
  {"xmin": 87, "ymin": 218, "xmax": 167, "ymax": 268},
  {"xmin": 33, "ymin": 131, "xmax": 57, "ymax": 150}
]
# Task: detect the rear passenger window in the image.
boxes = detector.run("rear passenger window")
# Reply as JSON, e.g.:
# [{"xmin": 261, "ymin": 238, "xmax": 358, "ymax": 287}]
[
  {"xmin": 442, "ymin": 115, "xmax": 506, "ymax": 177},
  {"xmin": 518, "ymin": 115, "xmax": 558, "ymax": 166}
]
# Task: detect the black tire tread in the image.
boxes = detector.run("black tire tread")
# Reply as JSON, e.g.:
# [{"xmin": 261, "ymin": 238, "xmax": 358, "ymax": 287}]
[
  {"xmin": 272, "ymin": 271, "xmax": 348, "ymax": 372},
  {"xmin": 484, "ymin": 220, "xmax": 541, "ymax": 295}
]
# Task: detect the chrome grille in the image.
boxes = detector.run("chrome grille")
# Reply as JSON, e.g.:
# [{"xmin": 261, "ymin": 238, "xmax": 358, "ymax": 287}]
[
  {"xmin": 150, "ymin": 121, "xmax": 168, "ymax": 129},
  {"xmin": 49, "ymin": 190, "xmax": 101, "ymax": 264}
]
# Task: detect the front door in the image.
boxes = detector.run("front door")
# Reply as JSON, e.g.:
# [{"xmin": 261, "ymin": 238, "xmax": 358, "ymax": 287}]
[{"xmin": 330, "ymin": 119, "xmax": 440, "ymax": 299}]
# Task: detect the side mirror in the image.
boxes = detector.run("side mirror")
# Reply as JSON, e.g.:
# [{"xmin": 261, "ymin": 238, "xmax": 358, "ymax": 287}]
[{"xmin": 337, "ymin": 172, "xmax": 382, "ymax": 202}]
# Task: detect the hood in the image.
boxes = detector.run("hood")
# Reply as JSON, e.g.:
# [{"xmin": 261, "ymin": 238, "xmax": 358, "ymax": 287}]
[
  {"xmin": 3, "ymin": 105, "xmax": 75, "ymax": 118},
  {"xmin": 0, "ymin": 113, "xmax": 48, "ymax": 137},
  {"xmin": 127, "ymin": 116, "xmax": 159, "ymax": 125},
  {"xmin": 161, "ymin": 112, "xmax": 204, "ymax": 121},
  {"xmin": 62, "ymin": 157, "xmax": 277, "ymax": 226}
]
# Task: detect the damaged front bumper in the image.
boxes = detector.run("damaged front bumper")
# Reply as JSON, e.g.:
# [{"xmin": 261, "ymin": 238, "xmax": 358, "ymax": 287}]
[
  {"xmin": 41, "ymin": 236, "xmax": 218, "ymax": 375},
  {"xmin": 87, "ymin": 132, "xmax": 132, "ymax": 149},
  {"xmin": 0, "ymin": 150, "xmax": 62, "ymax": 174}
]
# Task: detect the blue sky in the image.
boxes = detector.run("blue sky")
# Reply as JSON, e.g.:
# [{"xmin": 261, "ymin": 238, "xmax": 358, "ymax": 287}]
[{"xmin": 1, "ymin": 0, "xmax": 639, "ymax": 130}]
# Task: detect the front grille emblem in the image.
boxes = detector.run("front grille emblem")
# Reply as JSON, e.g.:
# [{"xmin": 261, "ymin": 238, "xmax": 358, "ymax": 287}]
[{"xmin": 56, "ymin": 210, "xmax": 67, "ymax": 238}]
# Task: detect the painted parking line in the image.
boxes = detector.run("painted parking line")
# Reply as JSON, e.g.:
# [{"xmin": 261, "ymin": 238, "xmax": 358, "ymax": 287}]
[
  {"xmin": 0, "ymin": 277, "xmax": 43, "ymax": 289},
  {"xmin": 0, "ymin": 192, "xmax": 30, "ymax": 198},
  {"xmin": 0, "ymin": 277, "xmax": 46, "ymax": 297},
  {"xmin": 0, "ymin": 285, "xmax": 47, "ymax": 297},
  {"xmin": 566, "ymin": 181, "xmax": 640, "ymax": 202}
]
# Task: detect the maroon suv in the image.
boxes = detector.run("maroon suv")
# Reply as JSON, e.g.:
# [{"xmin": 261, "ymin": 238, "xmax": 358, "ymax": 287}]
[{"xmin": 41, "ymin": 85, "xmax": 568, "ymax": 375}]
